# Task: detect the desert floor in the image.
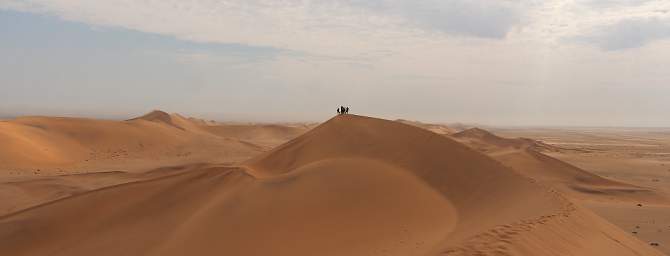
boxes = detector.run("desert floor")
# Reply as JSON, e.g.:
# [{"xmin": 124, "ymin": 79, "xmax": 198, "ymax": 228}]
[{"xmin": 0, "ymin": 112, "xmax": 667, "ymax": 255}]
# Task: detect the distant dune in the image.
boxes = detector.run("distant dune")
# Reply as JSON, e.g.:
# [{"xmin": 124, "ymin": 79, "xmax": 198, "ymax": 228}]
[
  {"xmin": 395, "ymin": 119, "xmax": 455, "ymax": 135},
  {"xmin": 0, "ymin": 110, "xmax": 312, "ymax": 174},
  {"xmin": 201, "ymin": 123, "xmax": 314, "ymax": 149},
  {"xmin": 452, "ymin": 127, "xmax": 669, "ymax": 204},
  {"xmin": 453, "ymin": 127, "xmax": 560, "ymax": 152},
  {"xmin": 0, "ymin": 115, "xmax": 661, "ymax": 256},
  {"xmin": 0, "ymin": 111, "xmax": 311, "ymax": 215},
  {"xmin": 128, "ymin": 110, "xmax": 196, "ymax": 131}
]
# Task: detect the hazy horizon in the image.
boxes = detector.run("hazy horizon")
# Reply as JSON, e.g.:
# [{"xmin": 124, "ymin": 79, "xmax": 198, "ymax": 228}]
[{"xmin": 3, "ymin": 1, "xmax": 670, "ymax": 127}]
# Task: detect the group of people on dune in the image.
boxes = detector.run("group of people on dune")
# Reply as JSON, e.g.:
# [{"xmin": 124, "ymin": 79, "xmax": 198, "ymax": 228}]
[{"xmin": 337, "ymin": 106, "xmax": 350, "ymax": 115}]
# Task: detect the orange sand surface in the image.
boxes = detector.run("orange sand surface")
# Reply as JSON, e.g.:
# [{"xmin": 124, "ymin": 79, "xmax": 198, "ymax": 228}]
[{"xmin": 0, "ymin": 113, "xmax": 665, "ymax": 255}]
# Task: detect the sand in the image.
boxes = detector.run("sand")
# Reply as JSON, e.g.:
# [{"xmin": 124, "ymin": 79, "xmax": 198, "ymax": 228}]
[
  {"xmin": 0, "ymin": 110, "xmax": 316, "ymax": 174},
  {"xmin": 0, "ymin": 110, "xmax": 309, "ymax": 215},
  {"xmin": 0, "ymin": 114, "xmax": 664, "ymax": 255},
  {"xmin": 486, "ymin": 127, "xmax": 670, "ymax": 255},
  {"xmin": 452, "ymin": 128, "xmax": 669, "ymax": 204}
]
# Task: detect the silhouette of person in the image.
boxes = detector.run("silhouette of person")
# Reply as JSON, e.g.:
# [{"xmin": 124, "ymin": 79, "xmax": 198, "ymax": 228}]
[
  {"xmin": 337, "ymin": 107, "xmax": 341, "ymax": 115},
  {"xmin": 340, "ymin": 106, "xmax": 345, "ymax": 115},
  {"xmin": 345, "ymin": 107, "xmax": 349, "ymax": 114}
]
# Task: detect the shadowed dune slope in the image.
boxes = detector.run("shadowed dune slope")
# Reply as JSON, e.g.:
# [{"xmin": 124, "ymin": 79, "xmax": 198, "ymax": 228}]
[
  {"xmin": 453, "ymin": 128, "xmax": 669, "ymax": 204},
  {"xmin": 0, "ymin": 115, "xmax": 662, "ymax": 256}
]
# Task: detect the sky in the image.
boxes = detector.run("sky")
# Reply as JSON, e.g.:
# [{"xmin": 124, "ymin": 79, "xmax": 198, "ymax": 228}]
[{"xmin": 1, "ymin": 0, "xmax": 670, "ymax": 126}]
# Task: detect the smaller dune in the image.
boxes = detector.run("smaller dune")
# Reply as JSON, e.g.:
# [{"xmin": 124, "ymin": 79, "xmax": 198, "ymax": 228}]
[
  {"xmin": 128, "ymin": 110, "xmax": 174, "ymax": 124},
  {"xmin": 201, "ymin": 123, "xmax": 312, "ymax": 149},
  {"xmin": 395, "ymin": 119, "xmax": 455, "ymax": 135},
  {"xmin": 453, "ymin": 127, "xmax": 560, "ymax": 152},
  {"xmin": 452, "ymin": 127, "xmax": 669, "ymax": 204},
  {"xmin": 127, "ymin": 110, "xmax": 201, "ymax": 132}
]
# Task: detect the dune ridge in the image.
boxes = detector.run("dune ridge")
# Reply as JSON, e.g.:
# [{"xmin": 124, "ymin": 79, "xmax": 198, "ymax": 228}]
[{"xmin": 0, "ymin": 115, "xmax": 662, "ymax": 256}]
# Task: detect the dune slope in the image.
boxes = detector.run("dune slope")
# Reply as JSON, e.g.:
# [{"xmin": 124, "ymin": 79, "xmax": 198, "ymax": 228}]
[{"xmin": 0, "ymin": 115, "xmax": 662, "ymax": 256}]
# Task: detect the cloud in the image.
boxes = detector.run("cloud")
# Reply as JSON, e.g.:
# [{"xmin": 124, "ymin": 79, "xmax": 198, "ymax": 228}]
[
  {"xmin": 5, "ymin": 2, "xmax": 670, "ymax": 125},
  {"xmin": 585, "ymin": 0, "xmax": 655, "ymax": 8},
  {"xmin": 576, "ymin": 18, "xmax": 670, "ymax": 50},
  {"xmin": 0, "ymin": 0, "xmax": 525, "ymax": 58},
  {"xmin": 345, "ymin": 0, "xmax": 524, "ymax": 38},
  {"xmin": 4, "ymin": 1, "xmax": 670, "ymax": 52},
  {"xmin": 517, "ymin": 0, "xmax": 670, "ymax": 50}
]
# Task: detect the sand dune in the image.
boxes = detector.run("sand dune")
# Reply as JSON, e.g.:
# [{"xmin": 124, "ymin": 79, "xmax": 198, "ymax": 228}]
[
  {"xmin": 128, "ymin": 110, "xmax": 211, "ymax": 133},
  {"xmin": 0, "ymin": 111, "xmax": 314, "ymax": 215},
  {"xmin": 453, "ymin": 127, "xmax": 669, "ymax": 204},
  {"xmin": 0, "ymin": 164, "xmax": 198, "ymax": 216},
  {"xmin": 453, "ymin": 128, "xmax": 560, "ymax": 152},
  {"xmin": 0, "ymin": 115, "xmax": 662, "ymax": 256},
  {"xmin": 396, "ymin": 119, "xmax": 455, "ymax": 135},
  {"xmin": 201, "ymin": 122, "xmax": 313, "ymax": 149},
  {"xmin": 489, "ymin": 127, "xmax": 670, "ymax": 254},
  {"xmin": 0, "ymin": 111, "xmax": 273, "ymax": 175}
]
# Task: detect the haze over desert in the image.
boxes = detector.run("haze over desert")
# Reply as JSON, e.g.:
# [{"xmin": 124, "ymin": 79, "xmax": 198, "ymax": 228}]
[{"xmin": 3, "ymin": 1, "xmax": 670, "ymax": 255}]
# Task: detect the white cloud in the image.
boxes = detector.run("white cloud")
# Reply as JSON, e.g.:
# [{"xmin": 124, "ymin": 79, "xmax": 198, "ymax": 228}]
[
  {"xmin": 5, "ymin": 0, "xmax": 670, "ymax": 53},
  {"xmin": 0, "ymin": 0, "xmax": 527, "ymax": 57},
  {"xmin": 343, "ymin": 0, "xmax": 524, "ymax": 38},
  {"xmin": 3, "ymin": 0, "xmax": 670, "ymax": 125},
  {"xmin": 585, "ymin": 0, "xmax": 655, "ymax": 8},
  {"xmin": 576, "ymin": 17, "xmax": 670, "ymax": 50}
]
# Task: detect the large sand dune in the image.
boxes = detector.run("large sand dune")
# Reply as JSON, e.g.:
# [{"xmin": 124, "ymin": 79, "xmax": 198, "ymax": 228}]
[{"xmin": 0, "ymin": 115, "xmax": 662, "ymax": 256}]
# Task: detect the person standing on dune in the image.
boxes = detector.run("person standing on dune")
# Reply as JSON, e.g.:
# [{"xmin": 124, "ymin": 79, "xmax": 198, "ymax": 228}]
[
  {"xmin": 337, "ymin": 107, "xmax": 341, "ymax": 115},
  {"xmin": 345, "ymin": 107, "xmax": 349, "ymax": 114}
]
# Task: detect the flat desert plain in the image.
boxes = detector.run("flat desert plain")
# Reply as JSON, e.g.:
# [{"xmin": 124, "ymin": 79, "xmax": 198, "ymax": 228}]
[{"xmin": 0, "ymin": 111, "xmax": 667, "ymax": 255}]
